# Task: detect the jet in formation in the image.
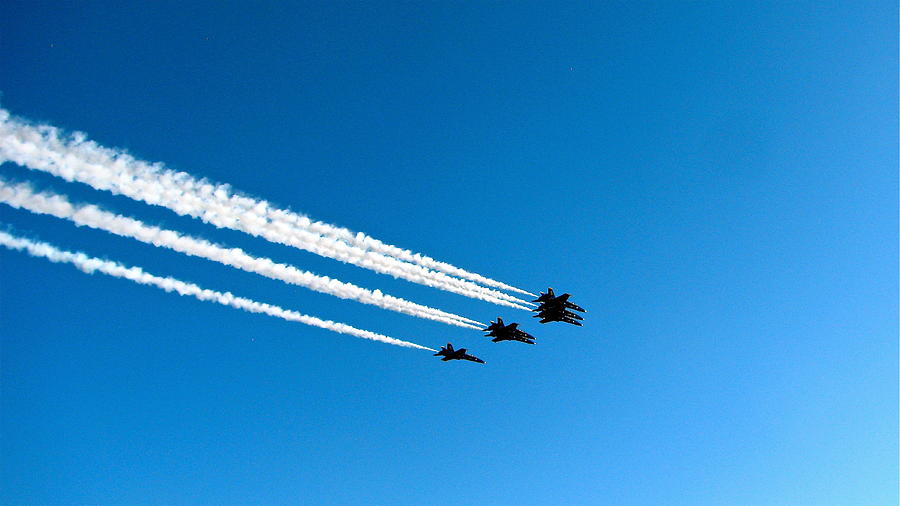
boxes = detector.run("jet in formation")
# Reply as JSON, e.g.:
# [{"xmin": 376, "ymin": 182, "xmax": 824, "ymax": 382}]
[
  {"xmin": 532, "ymin": 287, "xmax": 586, "ymax": 326},
  {"xmin": 433, "ymin": 288, "xmax": 582, "ymax": 364},
  {"xmin": 483, "ymin": 317, "xmax": 536, "ymax": 344},
  {"xmin": 434, "ymin": 343, "xmax": 486, "ymax": 364}
]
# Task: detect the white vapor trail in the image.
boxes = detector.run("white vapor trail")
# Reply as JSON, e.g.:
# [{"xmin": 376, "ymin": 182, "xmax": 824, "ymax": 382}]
[
  {"xmin": 0, "ymin": 110, "xmax": 534, "ymax": 309},
  {"xmin": 0, "ymin": 179, "xmax": 483, "ymax": 328},
  {"xmin": 0, "ymin": 228, "xmax": 435, "ymax": 351}
]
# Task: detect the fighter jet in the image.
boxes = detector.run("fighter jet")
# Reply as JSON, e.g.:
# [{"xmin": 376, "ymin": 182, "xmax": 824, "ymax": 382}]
[
  {"xmin": 533, "ymin": 305, "xmax": 584, "ymax": 326},
  {"xmin": 433, "ymin": 343, "xmax": 486, "ymax": 364},
  {"xmin": 531, "ymin": 287, "xmax": 586, "ymax": 313},
  {"xmin": 483, "ymin": 317, "xmax": 536, "ymax": 344}
]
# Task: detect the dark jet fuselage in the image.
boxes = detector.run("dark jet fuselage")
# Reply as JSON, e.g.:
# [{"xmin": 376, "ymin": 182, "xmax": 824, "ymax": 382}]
[
  {"xmin": 483, "ymin": 317, "xmax": 536, "ymax": 344},
  {"xmin": 532, "ymin": 287, "xmax": 586, "ymax": 313},
  {"xmin": 434, "ymin": 343, "xmax": 486, "ymax": 364}
]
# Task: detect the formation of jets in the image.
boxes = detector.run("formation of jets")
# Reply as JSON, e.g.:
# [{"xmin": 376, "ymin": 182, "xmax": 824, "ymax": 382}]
[
  {"xmin": 437, "ymin": 287, "xmax": 585, "ymax": 365},
  {"xmin": 531, "ymin": 287, "xmax": 585, "ymax": 326}
]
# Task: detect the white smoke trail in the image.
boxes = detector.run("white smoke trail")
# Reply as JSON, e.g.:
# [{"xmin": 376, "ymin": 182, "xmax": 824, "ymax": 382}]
[
  {"xmin": 328, "ymin": 229, "xmax": 533, "ymax": 295},
  {"xmin": 0, "ymin": 228, "xmax": 435, "ymax": 351},
  {"xmin": 0, "ymin": 110, "xmax": 534, "ymax": 309},
  {"xmin": 0, "ymin": 179, "xmax": 484, "ymax": 328}
]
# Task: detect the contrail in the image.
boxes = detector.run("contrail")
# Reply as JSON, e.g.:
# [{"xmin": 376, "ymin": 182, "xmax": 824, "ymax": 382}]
[
  {"xmin": 0, "ymin": 179, "xmax": 484, "ymax": 328},
  {"xmin": 0, "ymin": 228, "xmax": 436, "ymax": 351},
  {"xmin": 0, "ymin": 110, "xmax": 534, "ymax": 309},
  {"xmin": 316, "ymin": 227, "xmax": 533, "ymax": 296}
]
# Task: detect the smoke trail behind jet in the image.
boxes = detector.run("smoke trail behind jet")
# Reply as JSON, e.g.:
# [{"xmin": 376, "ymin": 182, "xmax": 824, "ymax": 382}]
[
  {"xmin": 0, "ymin": 228, "xmax": 435, "ymax": 351},
  {"xmin": 0, "ymin": 178, "xmax": 483, "ymax": 329},
  {"xmin": 0, "ymin": 110, "xmax": 534, "ymax": 310}
]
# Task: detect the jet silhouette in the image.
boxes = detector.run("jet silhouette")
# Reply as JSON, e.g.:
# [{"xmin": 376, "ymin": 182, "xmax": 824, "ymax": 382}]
[
  {"xmin": 433, "ymin": 343, "xmax": 486, "ymax": 364},
  {"xmin": 483, "ymin": 317, "xmax": 536, "ymax": 344},
  {"xmin": 532, "ymin": 287, "xmax": 585, "ymax": 326},
  {"xmin": 531, "ymin": 287, "xmax": 586, "ymax": 313}
]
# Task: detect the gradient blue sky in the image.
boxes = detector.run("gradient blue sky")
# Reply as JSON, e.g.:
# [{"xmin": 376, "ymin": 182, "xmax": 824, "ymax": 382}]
[{"xmin": 1, "ymin": 2, "xmax": 896, "ymax": 504}]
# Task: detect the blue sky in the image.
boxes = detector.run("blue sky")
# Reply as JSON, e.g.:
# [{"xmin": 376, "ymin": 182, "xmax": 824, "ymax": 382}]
[{"xmin": 1, "ymin": 1, "xmax": 896, "ymax": 504}]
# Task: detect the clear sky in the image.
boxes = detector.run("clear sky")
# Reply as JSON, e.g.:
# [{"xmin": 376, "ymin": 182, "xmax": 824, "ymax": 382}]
[{"xmin": 1, "ymin": 2, "xmax": 896, "ymax": 504}]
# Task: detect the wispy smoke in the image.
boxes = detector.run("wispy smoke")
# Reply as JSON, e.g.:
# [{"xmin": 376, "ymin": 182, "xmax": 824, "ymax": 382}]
[
  {"xmin": 0, "ymin": 178, "xmax": 484, "ymax": 328},
  {"xmin": 0, "ymin": 110, "xmax": 533, "ymax": 309},
  {"xmin": 0, "ymin": 228, "xmax": 435, "ymax": 351}
]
